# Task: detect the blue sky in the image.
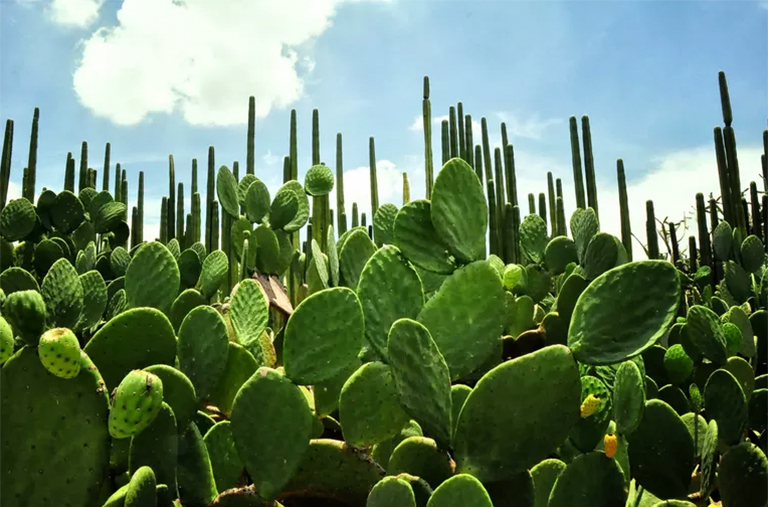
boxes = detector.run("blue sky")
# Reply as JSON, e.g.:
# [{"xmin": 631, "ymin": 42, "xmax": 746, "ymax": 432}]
[{"xmin": 1, "ymin": 0, "xmax": 766, "ymax": 251}]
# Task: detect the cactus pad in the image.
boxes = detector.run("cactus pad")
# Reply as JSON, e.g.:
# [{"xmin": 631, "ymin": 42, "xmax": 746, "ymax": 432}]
[
  {"xmin": 387, "ymin": 318, "xmax": 452, "ymax": 449},
  {"xmin": 425, "ymin": 474, "xmax": 492, "ymax": 507},
  {"xmin": 229, "ymin": 279, "xmax": 270, "ymax": 356},
  {"xmin": 547, "ymin": 452, "xmax": 626, "ymax": 507},
  {"xmin": 125, "ymin": 241, "xmax": 180, "ymax": 314},
  {"xmin": 519, "ymin": 214, "xmax": 549, "ymax": 264},
  {"xmin": 626, "ymin": 399, "xmax": 693, "ymax": 499},
  {"xmin": 178, "ymin": 305, "xmax": 229, "ymax": 402},
  {"xmin": 612, "ymin": 360, "xmax": 646, "ymax": 435},
  {"xmin": 394, "ymin": 200, "xmax": 457, "ymax": 274},
  {"xmin": 245, "ymin": 178, "xmax": 271, "ymax": 223},
  {"xmin": 1, "ymin": 347, "xmax": 110, "ymax": 507},
  {"xmin": 339, "ymin": 228, "xmax": 377, "ymax": 289},
  {"xmin": 453, "ymin": 345, "xmax": 581, "ymax": 482},
  {"xmin": 417, "ymin": 260, "xmax": 506, "ymax": 381},
  {"xmin": 357, "ymin": 246, "xmax": 424, "ymax": 360},
  {"xmin": 339, "ymin": 362, "xmax": 411, "ymax": 448},
  {"xmin": 3, "ymin": 288, "xmax": 46, "ymax": 344},
  {"xmin": 718, "ymin": 442, "xmax": 768, "ymax": 507},
  {"xmin": 231, "ymin": 367, "xmax": 314, "ymax": 500},
  {"xmin": 430, "ymin": 158, "xmax": 487, "ymax": 263},
  {"xmin": 304, "ymin": 164, "xmax": 334, "ymax": 196},
  {"xmin": 204, "ymin": 421, "xmax": 245, "ymax": 493},
  {"xmin": 41, "ymin": 257, "xmax": 83, "ymax": 329},
  {"xmin": 284, "ymin": 287, "xmax": 364, "ymax": 385},
  {"xmin": 568, "ymin": 261, "xmax": 680, "ymax": 365},
  {"xmin": 704, "ymin": 368, "xmax": 747, "ymax": 445},
  {"xmin": 217, "ymin": 165, "xmax": 241, "ymax": 218},
  {"xmin": 84, "ymin": 307, "xmax": 177, "ymax": 389},
  {"xmin": 1, "ymin": 197, "xmax": 37, "ymax": 241},
  {"xmin": 366, "ymin": 476, "xmax": 417, "ymax": 507}
]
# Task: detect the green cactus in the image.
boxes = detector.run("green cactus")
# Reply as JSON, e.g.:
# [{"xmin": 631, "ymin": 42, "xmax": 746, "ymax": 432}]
[
  {"xmin": 108, "ymin": 369, "xmax": 164, "ymax": 439},
  {"xmin": 37, "ymin": 327, "xmax": 81, "ymax": 379}
]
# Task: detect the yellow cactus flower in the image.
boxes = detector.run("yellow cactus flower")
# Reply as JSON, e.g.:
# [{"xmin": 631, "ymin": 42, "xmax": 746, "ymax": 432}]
[
  {"xmin": 580, "ymin": 394, "xmax": 601, "ymax": 418},
  {"xmin": 604, "ymin": 434, "xmax": 618, "ymax": 459}
]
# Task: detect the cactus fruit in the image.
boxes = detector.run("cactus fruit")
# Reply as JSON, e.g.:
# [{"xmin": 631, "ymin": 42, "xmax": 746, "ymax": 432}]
[
  {"xmin": 604, "ymin": 434, "xmax": 618, "ymax": 459},
  {"xmin": 38, "ymin": 327, "xmax": 81, "ymax": 379},
  {"xmin": 580, "ymin": 394, "xmax": 601, "ymax": 418},
  {"xmin": 108, "ymin": 369, "xmax": 164, "ymax": 439}
]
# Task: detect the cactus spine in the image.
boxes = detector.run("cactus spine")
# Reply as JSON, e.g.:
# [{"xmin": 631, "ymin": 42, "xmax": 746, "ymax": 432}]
[
  {"xmin": 617, "ymin": 159, "xmax": 633, "ymax": 261},
  {"xmin": 423, "ymin": 76, "xmax": 434, "ymax": 198},
  {"xmin": 336, "ymin": 133, "xmax": 347, "ymax": 235},
  {"xmin": 569, "ymin": 116, "xmax": 586, "ymax": 209}
]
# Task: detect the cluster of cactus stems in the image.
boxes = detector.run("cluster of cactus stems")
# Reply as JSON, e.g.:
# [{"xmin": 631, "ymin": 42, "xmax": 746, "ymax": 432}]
[{"xmin": 0, "ymin": 70, "xmax": 767, "ymax": 507}]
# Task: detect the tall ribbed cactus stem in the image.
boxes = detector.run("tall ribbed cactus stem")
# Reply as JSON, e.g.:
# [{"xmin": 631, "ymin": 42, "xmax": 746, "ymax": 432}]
[
  {"xmin": 504, "ymin": 144, "xmax": 518, "ymax": 208},
  {"xmin": 441, "ymin": 120, "xmax": 450, "ymax": 165},
  {"xmin": 131, "ymin": 207, "xmax": 139, "ymax": 248},
  {"xmin": 191, "ymin": 159, "xmax": 198, "ymax": 195},
  {"xmin": 160, "ymin": 197, "xmax": 169, "ymax": 244},
  {"xmin": 556, "ymin": 196, "xmax": 567, "ymax": 238},
  {"xmin": 582, "ymin": 115, "xmax": 598, "ymax": 219},
  {"xmin": 137, "ymin": 171, "xmax": 144, "ymax": 244},
  {"xmin": 247, "ymin": 96, "xmax": 255, "ymax": 175},
  {"xmin": 192, "ymin": 192, "xmax": 201, "ymax": 245},
  {"xmin": 750, "ymin": 182, "xmax": 761, "ymax": 239},
  {"xmin": 503, "ymin": 203, "xmax": 515, "ymax": 264},
  {"xmin": 487, "ymin": 179, "xmax": 499, "ymax": 257},
  {"xmin": 102, "ymin": 142, "xmax": 110, "ymax": 192},
  {"xmin": 617, "ymin": 159, "xmax": 633, "ymax": 261},
  {"xmin": 352, "ymin": 202, "xmax": 359, "ymax": 228},
  {"xmin": 114, "ymin": 162, "xmax": 121, "ymax": 201},
  {"xmin": 724, "ymin": 125, "xmax": 747, "ymax": 237},
  {"xmin": 210, "ymin": 200, "xmax": 219, "ymax": 252},
  {"xmin": 369, "ymin": 136, "xmax": 379, "ymax": 219},
  {"xmin": 449, "ymin": 106, "xmax": 458, "ymax": 159},
  {"xmin": 528, "ymin": 194, "xmax": 536, "ymax": 215},
  {"xmin": 176, "ymin": 182, "xmax": 185, "ymax": 244},
  {"xmin": 473, "ymin": 145, "xmax": 483, "ymax": 184},
  {"xmin": 361, "ymin": 212, "xmax": 367, "ymax": 228},
  {"xmin": 0, "ymin": 119, "xmax": 14, "ymax": 211},
  {"xmin": 79, "ymin": 141, "xmax": 88, "ymax": 193},
  {"xmin": 493, "ymin": 147, "xmax": 505, "ymax": 221},
  {"xmin": 167, "ymin": 156, "xmax": 176, "ymax": 241},
  {"xmin": 646, "ymin": 200, "xmax": 660, "ymax": 259},
  {"xmin": 668, "ymin": 222, "xmax": 680, "ymax": 266},
  {"xmin": 481, "ymin": 118, "xmax": 492, "ymax": 183},
  {"xmin": 569, "ymin": 116, "xmax": 586, "ymax": 209},
  {"xmin": 688, "ymin": 237, "xmax": 697, "ymax": 273},
  {"xmin": 64, "ymin": 153, "xmax": 75, "ymax": 193},
  {"xmin": 538, "ymin": 193, "xmax": 546, "ymax": 224},
  {"xmin": 423, "ymin": 76, "xmax": 434, "ymax": 198},
  {"xmin": 464, "ymin": 114, "xmax": 474, "ymax": 170},
  {"xmin": 547, "ymin": 172, "xmax": 556, "ymax": 236},
  {"xmin": 695, "ymin": 193, "xmax": 712, "ymax": 268},
  {"xmin": 457, "ymin": 102, "xmax": 466, "ymax": 161},
  {"xmin": 23, "ymin": 107, "xmax": 39, "ymax": 203},
  {"xmin": 403, "ymin": 172, "xmax": 410, "ymax": 205},
  {"xmin": 336, "ymin": 133, "xmax": 347, "ymax": 235},
  {"xmin": 206, "ymin": 146, "xmax": 215, "ymax": 252},
  {"xmin": 718, "ymin": 70, "xmax": 733, "ymax": 127}
]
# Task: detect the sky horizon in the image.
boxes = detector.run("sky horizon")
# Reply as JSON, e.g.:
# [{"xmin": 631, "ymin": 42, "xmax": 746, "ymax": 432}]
[{"xmin": 1, "ymin": 0, "xmax": 767, "ymax": 257}]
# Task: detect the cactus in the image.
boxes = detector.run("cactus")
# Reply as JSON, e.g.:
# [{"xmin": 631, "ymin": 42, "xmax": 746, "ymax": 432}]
[
  {"xmin": 108, "ymin": 369, "xmax": 164, "ymax": 439},
  {"xmin": 0, "ymin": 119, "xmax": 14, "ymax": 210}
]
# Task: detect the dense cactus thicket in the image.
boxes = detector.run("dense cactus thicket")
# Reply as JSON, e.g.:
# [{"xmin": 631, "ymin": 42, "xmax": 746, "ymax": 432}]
[{"xmin": 0, "ymin": 71, "xmax": 767, "ymax": 507}]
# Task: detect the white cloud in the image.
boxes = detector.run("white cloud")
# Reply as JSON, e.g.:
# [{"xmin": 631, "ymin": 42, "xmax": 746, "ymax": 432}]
[
  {"xmin": 6, "ymin": 181, "xmax": 21, "ymax": 202},
  {"xmin": 71, "ymin": 0, "xmax": 386, "ymax": 126},
  {"xmin": 262, "ymin": 150, "xmax": 281, "ymax": 167},
  {"xmin": 48, "ymin": 0, "xmax": 103, "ymax": 28},
  {"xmin": 495, "ymin": 112, "xmax": 562, "ymax": 140}
]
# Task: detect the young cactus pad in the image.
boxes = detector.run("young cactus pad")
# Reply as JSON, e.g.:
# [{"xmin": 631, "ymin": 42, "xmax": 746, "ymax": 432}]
[
  {"xmin": 108, "ymin": 369, "xmax": 165, "ymax": 439},
  {"xmin": 38, "ymin": 327, "xmax": 81, "ymax": 379}
]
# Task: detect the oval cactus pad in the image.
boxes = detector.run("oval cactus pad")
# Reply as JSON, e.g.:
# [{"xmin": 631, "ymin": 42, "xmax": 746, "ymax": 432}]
[
  {"xmin": 283, "ymin": 287, "xmax": 365, "ymax": 385},
  {"xmin": 568, "ymin": 260, "xmax": 680, "ymax": 365},
  {"xmin": 453, "ymin": 345, "xmax": 581, "ymax": 482},
  {"xmin": 125, "ymin": 241, "xmax": 180, "ymax": 315},
  {"xmin": 430, "ymin": 158, "xmax": 487, "ymax": 263},
  {"xmin": 417, "ymin": 260, "xmax": 506, "ymax": 381},
  {"xmin": 231, "ymin": 367, "xmax": 314, "ymax": 500}
]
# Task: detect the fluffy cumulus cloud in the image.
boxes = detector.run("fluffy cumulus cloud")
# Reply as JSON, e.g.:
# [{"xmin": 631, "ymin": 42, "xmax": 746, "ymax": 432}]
[
  {"xmin": 48, "ymin": 0, "xmax": 103, "ymax": 28},
  {"xmin": 71, "ymin": 0, "xmax": 387, "ymax": 126}
]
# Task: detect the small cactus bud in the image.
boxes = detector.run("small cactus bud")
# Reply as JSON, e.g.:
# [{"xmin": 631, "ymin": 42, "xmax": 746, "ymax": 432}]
[
  {"xmin": 580, "ymin": 394, "xmax": 601, "ymax": 418},
  {"xmin": 604, "ymin": 433, "xmax": 618, "ymax": 459}
]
